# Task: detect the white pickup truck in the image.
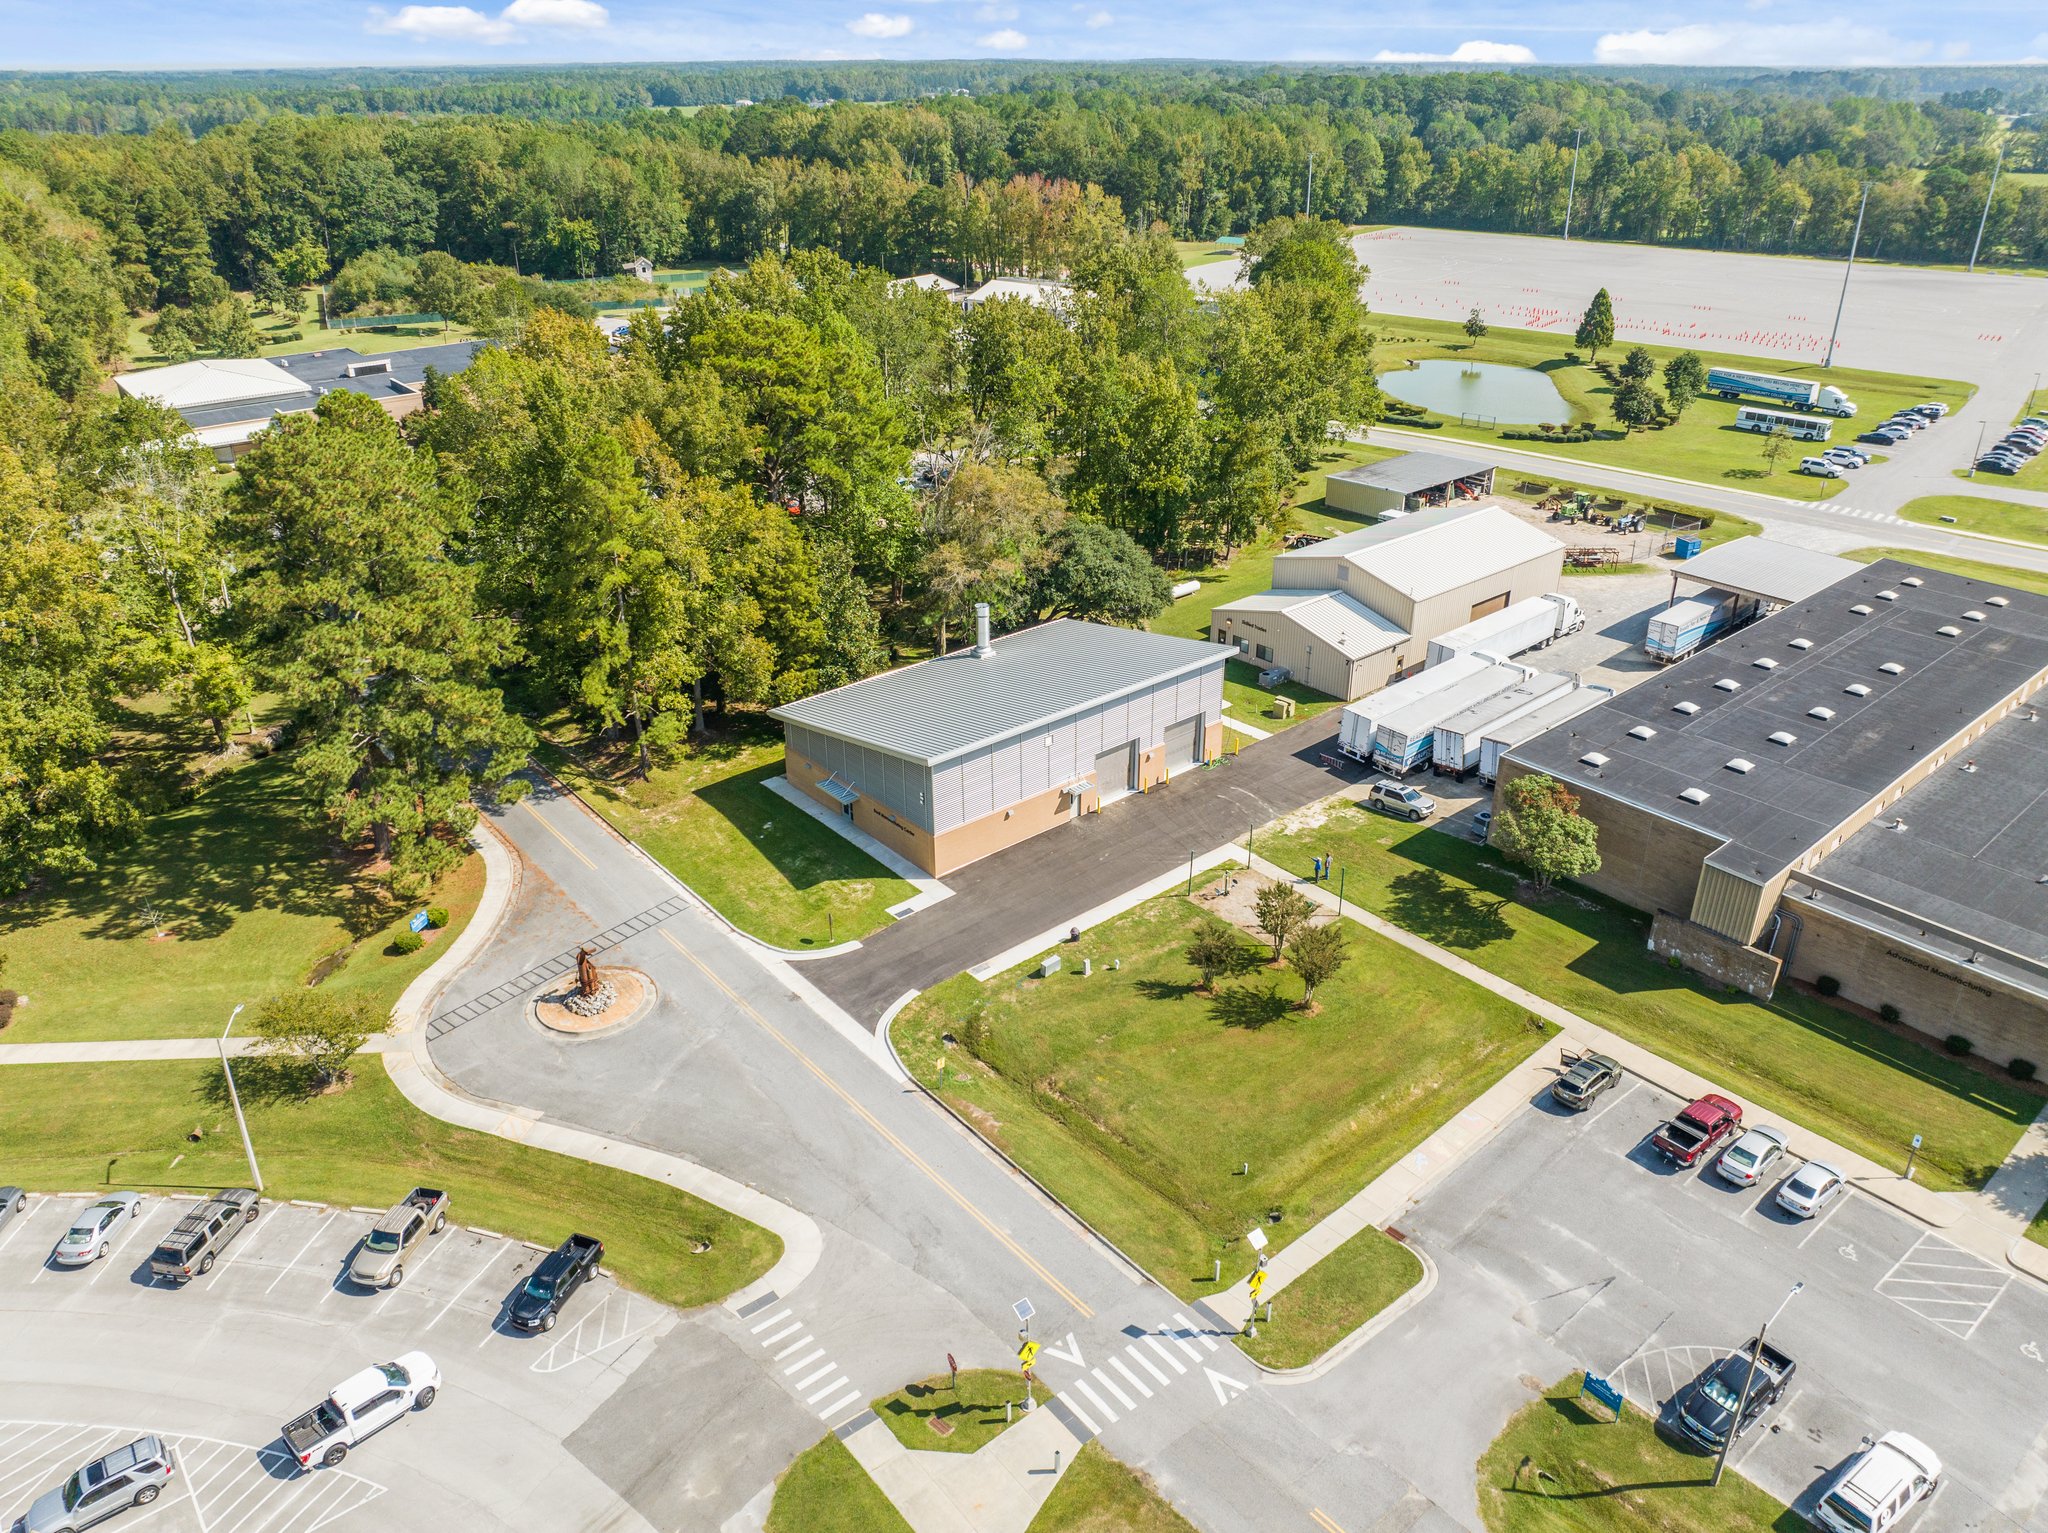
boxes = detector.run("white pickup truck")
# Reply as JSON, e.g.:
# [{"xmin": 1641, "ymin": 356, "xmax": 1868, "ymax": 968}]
[{"xmin": 282, "ymin": 1352, "xmax": 441, "ymax": 1469}]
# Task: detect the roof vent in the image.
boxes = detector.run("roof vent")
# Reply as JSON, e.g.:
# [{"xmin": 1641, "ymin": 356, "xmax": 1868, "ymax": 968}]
[
  {"xmin": 1673, "ymin": 700, "xmax": 1701, "ymax": 715},
  {"xmin": 1679, "ymin": 787, "xmax": 1711, "ymax": 804},
  {"xmin": 1789, "ymin": 638, "xmax": 1813, "ymax": 650},
  {"xmin": 1845, "ymin": 683, "xmax": 1871, "ymax": 697},
  {"xmin": 1850, "ymin": 603, "xmax": 1874, "ymax": 615},
  {"xmin": 1753, "ymin": 657, "xmax": 1779, "ymax": 670},
  {"xmin": 1989, "ymin": 596, "xmax": 2011, "ymax": 607},
  {"xmin": 1768, "ymin": 731, "xmax": 1798, "ymax": 746},
  {"xmin": 1937, "ymin": 625, "xmax": 1962, "ymax": 637},
  {"xmin": 1963, "ymin": 610, "xmax": 1987, "ymax": 622},
  {"xmin": 1889, "ymin": 818, "xmax": 1908, "ymax": 832},
  {"xmin": 1901, "ymin": 576, "xmax": 1925, "ymax": 587},
  {"xmin": 1879, "ymin": 662, "xmax": 1904, "ymax": 675},
  {"xmin": 973, "ymin": 602, "xmax": 995, "ymax": 657},
  {"xmin": 1627, "ymin": 725, "xmax": 1657, "ymax": 741},
  {"xmin": 1580, "ymin": 751, "xmax": 1610, "ymax": 768},
  {"xmin": 1809, "ymin": 706, "xmax": 1835, "ymax": 720},
  {"xmin": 1715, "ymin": 678, "xmax": 1742, "ymax": 692},
  {"xmin": 1876, "ymin": 590, "xmax": 1899, "ymax": 602},
  {"xmin": 1726, "ymin": 758, "xmax": 1755, "ymax": 774}
]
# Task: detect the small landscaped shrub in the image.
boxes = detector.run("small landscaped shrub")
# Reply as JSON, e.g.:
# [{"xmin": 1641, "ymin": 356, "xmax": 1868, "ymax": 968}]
[
  {"xmin": 1945, "ymin": 1033, "xmax": 1973, "ymax": 1056},
  {"xmin": 2011, "ymin": 1058, "xmax": 2037, "ymax": 1082},
  {"xmin": 1563, "ymin": 351, "xmax": 1581, "ymax": 364},
  {"xmin": 1879, "ymin": 1003, "xmax": 1902, "ymax": 1024},
  {"xmin": 427, "ymin": 905, "xmax": 450, "ymax": 928},
  {"xmin": 392, "ymin": 930, "xmax": 425, "ymax": 956},
  {"xmin": 1815, "ymin": 974, "xmax": 1841, "ymax": 996}
]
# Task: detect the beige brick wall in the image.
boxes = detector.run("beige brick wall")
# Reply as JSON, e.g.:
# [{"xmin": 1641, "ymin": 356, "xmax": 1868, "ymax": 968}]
[{"xmin": 1493, "ymin": 762, "xmax": 1722, "ymax": 916}]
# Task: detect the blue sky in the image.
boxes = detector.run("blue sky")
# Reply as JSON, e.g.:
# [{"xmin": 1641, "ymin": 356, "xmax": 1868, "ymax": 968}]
[{"xmin": 2, "ymin": 1, "xmax": 2045, "ymax": 71}]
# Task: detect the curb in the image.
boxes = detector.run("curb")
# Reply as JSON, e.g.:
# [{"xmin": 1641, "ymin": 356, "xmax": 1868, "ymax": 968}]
[{"xmin": 1235, "ymin": 1241, "xmax": 1440, "ymax": 1384}]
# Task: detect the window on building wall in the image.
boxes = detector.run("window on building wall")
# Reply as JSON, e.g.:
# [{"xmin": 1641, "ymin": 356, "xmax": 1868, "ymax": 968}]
[
  {"xmin": 1255, "ymin": 643, "xmax": 1274, "ymax": 663},
  {"xmin": 1336, "ymin": 565, "xmax": 1350, "ymax": 582},
  {"xmin": 1236, "ymin": 638, "xmax": 1249, "ymax": 654}
]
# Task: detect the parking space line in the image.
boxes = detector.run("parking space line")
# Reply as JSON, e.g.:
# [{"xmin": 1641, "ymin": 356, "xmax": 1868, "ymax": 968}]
[
  {"xmin": 1796, "ymin": 1189, "xmax": 1856, "ymax": 1246},
  {"xmin": 0, "ymin": 1426, "xmax": 113, "ymax": 1501},
  {"xmin": 91, "ymin": 1203, "xmax": 176, "ymax": 1286},
  {"xmin": 372, "ymin": 1226, "xmax": 456, "ymax": 1309},
  {"xmin": 0, "ymin": 1195, "xmax": 45, "ymax": 1258},
  {"xmin": 264, "ymin": 1212, "xmax": 340, "ymax": 1295},
  {"xmin": 1584, "ymin": 1078, "xmax": 1644, "ymax": 1128},
  {"xmin": 425, "ymin": 1241, "xmax": 508, "ymax": 1331}
]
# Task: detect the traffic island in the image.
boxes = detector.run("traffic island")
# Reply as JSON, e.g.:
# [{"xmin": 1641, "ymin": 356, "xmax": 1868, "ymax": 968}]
[
  {"xmin": 1233, "ymin": 1227, "xmax": 1424, "ymax": 1372},
  {"xmin": 873, "ymin": 1369, "xmax": 1034, "ymax": 1454},
  {"xmin": 1476, "ymin": 1374, "xmax": 1791, "ymax": 1533},
  {"xmin": 531, "ymin": 965, "xmax": 654, "ymax": 1037}
]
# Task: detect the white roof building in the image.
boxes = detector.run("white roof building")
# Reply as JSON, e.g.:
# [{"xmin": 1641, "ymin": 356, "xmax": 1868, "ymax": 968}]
[
  {"xmin": 891, "ymin": 273, "xmax": 962, "ymax": 295},
  {"xmin": 115, "ymin": 357, "xmax": 310, "ymax": 413},
  {"xmin": 957, "ymin": 276, "xmax": 1071, "ymax": 313}
]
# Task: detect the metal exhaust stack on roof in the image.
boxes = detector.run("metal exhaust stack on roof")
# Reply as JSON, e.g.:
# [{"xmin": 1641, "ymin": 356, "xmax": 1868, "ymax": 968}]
[{"xmin": 973, "ymin": 602, "xmax": 994, "ymax": 658}]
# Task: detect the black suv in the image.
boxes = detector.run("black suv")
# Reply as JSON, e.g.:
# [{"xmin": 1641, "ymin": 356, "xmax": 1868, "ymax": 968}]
[
  {"xmin": 1551, "ymin": 1052, "xmax": 1622, "ymax": 1111},
  {"xmin": 148, "ymin": 1188, "xmax": 260, "ymax": 1283}
]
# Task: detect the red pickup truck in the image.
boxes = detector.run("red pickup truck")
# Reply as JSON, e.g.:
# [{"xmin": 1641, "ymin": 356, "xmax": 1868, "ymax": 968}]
[{"xmin": 1652, "ymin": 1094, "xmax": 1743, "ymax": 1166}]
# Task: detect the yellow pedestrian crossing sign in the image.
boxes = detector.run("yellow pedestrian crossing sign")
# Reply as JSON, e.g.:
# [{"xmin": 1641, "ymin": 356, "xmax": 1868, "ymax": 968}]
[
  {"xmin": 1248, "ymin": 1270, "xmax": 1266, "ymax": 1300},
  {"xmin": 1018, "ymin": 1340, "xmax": 1039, "ymax": 1369}
]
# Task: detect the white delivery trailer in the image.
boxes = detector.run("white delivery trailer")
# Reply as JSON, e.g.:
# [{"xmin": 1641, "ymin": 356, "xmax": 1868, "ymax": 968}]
[
  {"xmin": 1476, "ymin": 684, "xmax": 1615, "ymax": 785},
  {"xmin": 1430, "ymin": 670, "xmax": 1576, "ymax": 778},
  {"xmin": 1371, "ymin": 661, "xmax": 1532, "ymax": 776},
  {"xmin": 1338, "ymin": 655, "xmax": 1495, "ymax": 761},
  {"xmin": 1645, "ymin": 587, "xmax": 1742, "ymax": 664},
  {"xmin": 1706, "ymin": 366, "xmax": 1856, "ymax": 417},
  {"xmin": 1426, "ymin": 594, "xmax": 1585, "ymax": 668}
]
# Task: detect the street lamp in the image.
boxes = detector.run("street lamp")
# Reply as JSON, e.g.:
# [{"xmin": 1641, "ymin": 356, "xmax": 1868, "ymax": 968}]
[
  {"xmin": 1823, "ymin": 185, "xmax": 1868, "ymax": 370},
  {"xmin": 219, "ymin": 1002, "xmax": 264, "ymax": 1192},
  {"xmin": 1562, "ymin": 129, "xmax": 1583, "ymax": 241},
  {"xmin": 1713, "ymin": 1280, "xmax": 1803, "ymax": 1487}
]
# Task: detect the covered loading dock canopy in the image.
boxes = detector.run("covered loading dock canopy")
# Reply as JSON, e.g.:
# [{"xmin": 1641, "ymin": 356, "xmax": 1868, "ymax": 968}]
[
  {"xmin": 1323, "ymin": 450, "xmax": 1496, "ymax": 517},
  {"xmin": 1668, "ymin": 536, "xmax": 1860, "ymax": 612}
]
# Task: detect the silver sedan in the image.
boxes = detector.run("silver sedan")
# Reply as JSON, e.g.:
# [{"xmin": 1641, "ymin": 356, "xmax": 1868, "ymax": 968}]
[
  {"xmin": 0, "ymin": 1185, "xmax": 27, "ymax": 1234},
  {"xmin": 51, "ymin": 1192, "xmax": 143, "ymax": 1266},
  {"xmin": 1776, "ymin": 1158, "xmax": 1849, "ymax": 1219},
  {"xmin": 1714, "ymin": 1125, "xmax": 1790, "ymax": 1188}
]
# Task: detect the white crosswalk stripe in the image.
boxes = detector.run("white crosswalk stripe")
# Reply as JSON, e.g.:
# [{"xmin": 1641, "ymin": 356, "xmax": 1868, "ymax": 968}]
[
  {"xmin": 1109, "ymin": 1355, "xmax": 1153, "ymax": 1398},
  {"xmin": 1127, "ymin": 1344, "xmax": 1170, "ymax": 1385},
  {"xmin": 746, "ymin": 1304, "xmax": 866, "ymax": 1422},
  {"xmin": 1067, "ymin": 1375, "xmax": 1118, "ymax": 1424},
  {"xmin": 1092, "ymin": 1367, "xmax": 1136, "ymax": 1411},
  {"xmin": 1144, "ymin": 1335, "xmax": 1188, "ymax": 1374}
]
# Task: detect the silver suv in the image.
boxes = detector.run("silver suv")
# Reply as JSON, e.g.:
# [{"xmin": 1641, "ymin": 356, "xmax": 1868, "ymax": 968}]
[
  {"xmin": 1367, "ymin": 781, "xmax": 1436, "ymax": 821},
  {"xmin": 23, "ymin": 1436, "xmax": 174, "ymax": 1532},
  {"xmin": 149, "ymin": 1188, "xmax": 260, "ymax": 1283}
]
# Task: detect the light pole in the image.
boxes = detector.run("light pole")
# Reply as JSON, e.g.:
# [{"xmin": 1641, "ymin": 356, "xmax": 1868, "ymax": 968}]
[
  {"xmin": 219, "ymin": 1002, "xmax": 264, "ymax": 1192},
  {"xmin": 1713, "ymin": 1281, "xmax": 1802, "ymax": 1487},
  {"xmin": 1823, "ymin": 184, "xmax": 1868, "ymax": 370},
  {"xmin": 1968, "ymin": 143, "xmax": 2006, "ymax": 274},
  {"xmin": 1562, "ymin": 129, "xmax": 1583, "ymax": 241}
]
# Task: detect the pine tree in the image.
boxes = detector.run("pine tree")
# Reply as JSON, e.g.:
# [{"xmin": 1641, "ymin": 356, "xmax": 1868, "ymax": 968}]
[{"xmin": 1574, "ymin": 288, "xmax": 1615, "ymax": 362}]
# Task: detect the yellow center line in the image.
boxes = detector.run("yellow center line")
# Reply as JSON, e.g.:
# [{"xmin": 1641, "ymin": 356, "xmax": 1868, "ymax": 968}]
[
  {"xmin": 522, "ymin": 798, "xmax": 596, "ymax": 870},
  {"xmin": 657, "ymin": 928, "xmax": 1094, "ymax": 1319},
  {"xmin": 1309, "ymin": 1510, "xmax": 1348, "ymax": 1533}
]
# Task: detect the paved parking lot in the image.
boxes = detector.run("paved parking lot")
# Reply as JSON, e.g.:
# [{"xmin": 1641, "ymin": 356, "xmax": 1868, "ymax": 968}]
[
  {"xmin": 1398, "ymin": 1073, "xmax": 2048, "ymax": 1532},
  {"xmin": 0, "ymin": 1193, "xmax": 677, "ymax": 1533}
]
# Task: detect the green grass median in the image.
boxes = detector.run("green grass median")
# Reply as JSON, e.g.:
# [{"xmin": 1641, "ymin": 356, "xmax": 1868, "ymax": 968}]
[
  {"xmin": 0, "ymin": 1057, "xmax": 779, "ymax": 1311},
  {"xmin": 1234, "ymin": 1226, "xmax": 1423, "ymax": 1371},
  {"xmin": 872, "ymin": 1370, "xmax": 1029, "ymax": 1453},
  {"xmin": 1846, "ymin": 547, "xmax": 2048, "ymax": 598},
  {"xmin": 1259, "ymin": 805, "xmax": 2037, "ymax": 1192},
  {"xmin": 1899, "ymin": 494, "xmax": 2048, "ymax": 545}
]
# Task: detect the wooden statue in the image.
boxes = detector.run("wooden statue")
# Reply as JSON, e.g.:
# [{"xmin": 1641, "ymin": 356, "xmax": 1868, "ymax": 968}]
[{"xmin": 575, "ymin": 946, "xmax": 599, "ymax": 998}]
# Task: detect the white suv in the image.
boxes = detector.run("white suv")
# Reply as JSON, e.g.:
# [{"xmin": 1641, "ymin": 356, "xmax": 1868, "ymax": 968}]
[
  {"xmin": 1367, "ymin": 782, "xmax": 1436, "ymax": 821},
  {"xmin": 1814, "ymin": 1432, "xmax": 1942, "ymax": 1533},
  {"xmin": 1800, "ymin": 456, "xmax": 1844, "ymax": 478}
]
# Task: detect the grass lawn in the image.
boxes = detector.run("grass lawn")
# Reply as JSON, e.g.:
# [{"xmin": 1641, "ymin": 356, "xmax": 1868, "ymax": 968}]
[
  {"xmin": 894, "ymin": 891, "xmax": 1549, "ymax": 1295},
  {"xmin": 1844, "ymin": 547, "xmax": 2048, "ymax": 598},
  {"xmin": 123, "ymin": 288, "xmax": 479, "ymax": 369},
  {"xmin": 1260, "ymin": 806, "xmax": 2038, "ymax": 1191},
  {"xmin": 0, "ymin": 752, "xmax": 485, "ymax": 1045},
  {"xmin": 766, "ymin": 1436, "xmax": 913, "ymax": 1533},
  {"xmin": 1174, "ymin": 239, "xmax": 1240, "ymax": 269},
  {"xmin": 872, "ymin": 1370, "xmax": 1028, "ymax": 1453},
  {"xmin": 536, "ymin": 708, "xmax": 916, "ymax": 950},
  {"xmin": 1899, "ymin": 494, "xmax": 2048, "ymax": 544},
  {"xmin": 1235, "ymin": 1227, "xmax": 1422, "ymax": 1370},
  {"xmin": 1222, "ymin": 659, "xmax": 1344, "ymax": 737},
  {"xmin": 0, "ymin": 1059, "xmax": 778, "ymax": 1310},
  {"xmin": 1476, "ymin": 1375, "xmax": 1797, "ymax": 1533},
  {"xmin": 1484, "ymin": 470, "xmax": 1763, "ymax": 552},
  {"xmin": 1372, "ymin": 314, "xmax": 1972, "ymax": 503},
  {"xmin": 1031, "ymin": 1443, "xmax": 1201, "ymax": 1533}
]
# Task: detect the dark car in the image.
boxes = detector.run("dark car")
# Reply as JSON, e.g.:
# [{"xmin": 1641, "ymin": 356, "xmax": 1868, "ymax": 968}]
[
  {"xmin": 1674, "ymin": 1338, "xmax": 1796, "ymax": 1451},
  {"xmin": 510, "ymin": 1234, "xmax": 603, "ymax": 1332},
  {"xmin": 1859, "ymin": 429, "xmax": 1907, "ymax": 446},
  {"xmin": 1978, "ymin": 457, "xmax": 2020, "ymax": 475},
  {"xmin": 1552, "ymin": 1052, "xmax": 1622, "ymax": 1111}
]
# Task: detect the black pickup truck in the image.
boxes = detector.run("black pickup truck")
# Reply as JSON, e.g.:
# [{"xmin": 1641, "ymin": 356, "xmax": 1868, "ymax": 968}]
[
  {"xmin": 510, "ymin": 1234, "xmax": 603, "ymax": 1332},
  {"xmin": 1674, "ymin": 1337, "xmax": 1796, "ymax": 1451}
]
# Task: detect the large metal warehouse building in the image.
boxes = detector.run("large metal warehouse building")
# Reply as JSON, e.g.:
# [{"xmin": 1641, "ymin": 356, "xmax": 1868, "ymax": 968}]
[
  {"xmin": 772, "ymin": 611, "xmax": 1226, "ymax": 876},
  {"xmin": 1209, "ymin": 497, "xmax": 1566, "ymax": 699},
  {"xmin": 1500, "ymin": 558, "xmax": 2048, "ymax": 1063}
]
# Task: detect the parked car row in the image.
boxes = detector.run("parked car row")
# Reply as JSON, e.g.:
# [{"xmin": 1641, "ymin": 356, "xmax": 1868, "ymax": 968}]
[
  {"xmin": 1837, "ymin": 400, "xmax": 1951, "ymax": 472},
  {"xmin": 1979, "ymin": 414, "xmax": 2048, "ymax": 476}
]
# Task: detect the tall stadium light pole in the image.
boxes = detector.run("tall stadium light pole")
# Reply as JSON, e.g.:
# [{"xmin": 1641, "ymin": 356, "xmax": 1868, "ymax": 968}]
[
  {"xmin": 1562, "ymin": 130, "xmax": 1583, "ymax": 240},
  {"xmin": 1713, "ymin": 1282, "xmax": 1802, "ymax": 1488},
  {"xmin": 1968, "ymin": 142, "xmax": 2006, "ymax": 274},
  {"xmin": 1304, "ymin": 153, "xmax": 1314, "ymax": 216},
  {"xmin": 219, "ymin": 1002, "xmax": 264, "ymax": 1193},
  {"xmin": 1823, "ymin": 184, "xmax": 1869, "ymax": 370}
]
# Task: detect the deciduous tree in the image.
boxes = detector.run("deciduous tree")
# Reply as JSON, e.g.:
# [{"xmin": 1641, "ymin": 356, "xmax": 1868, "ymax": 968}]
[
  {"xmin": 1253, "ymin": 882, "xmax": 1315, "ymax": 962},
  {"xmin": 1287, "ymin": 920, "xmax": 1349, "ymax": 1011},
  {"xmin": 1184, "ymin": 922, "xmax": 1246, "ymax": 994},
  {"xmin": 1574, "ymin": 288, "xmax": 1615, "ymax": 362},
  {"xmin": 1663, "ymin": 351, "xmax": 1708, "ymax": 418},
  {"xmin": 249, "ymin": 989, "xmax": 384, "ymax": 1090},
  {"xmin": 1493, "ymin": 773, "xmax": 1602, "ymax": 890}
]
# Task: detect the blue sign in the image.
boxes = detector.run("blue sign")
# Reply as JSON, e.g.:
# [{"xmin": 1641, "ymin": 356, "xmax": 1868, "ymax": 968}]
[
  {"xmin": 1580, "ymin": 1373, "xmax": 1625, "ymax": 1418},
  {"xmin": 408, "ymin": 910, "xmax": 431, "ymax": 934}
]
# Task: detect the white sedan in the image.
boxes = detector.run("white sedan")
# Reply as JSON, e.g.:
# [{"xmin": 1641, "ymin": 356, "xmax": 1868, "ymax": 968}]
[
  {"xmin": 1714, "ymin": 1125, "xmax": 1789, "ymax": 1188},
  {"xmin": 51, "ymin": 1192, "xmax": 143, "ymax": 1266},
  {"xmin": 1776, "ymin": 1158, "xmax": 1849, "ymax": 1219}
]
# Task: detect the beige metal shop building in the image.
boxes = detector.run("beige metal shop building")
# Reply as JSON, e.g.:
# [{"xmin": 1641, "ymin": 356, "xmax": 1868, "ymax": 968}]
[
  {"xmin": 772, "ymin": 609, "xmax": 1226, "ymax": 877},
  {"xmin": 1501, "ymin": 558, "xmax": 2048, "ymax": 1064},
  {"xmin": 1208, "ymin": 495, "xmax": 1566, "ymax": 699}
]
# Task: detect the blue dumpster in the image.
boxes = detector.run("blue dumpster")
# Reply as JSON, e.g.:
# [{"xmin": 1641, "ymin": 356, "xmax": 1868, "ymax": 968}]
[{"xmin": 1674, "ymin": 534, "xmax": 1702, "ymax": 559}]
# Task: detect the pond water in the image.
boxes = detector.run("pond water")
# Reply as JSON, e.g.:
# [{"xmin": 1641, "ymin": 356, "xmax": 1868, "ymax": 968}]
[{"xmin": 1380, "ymin": 359, "xmax": 1573, "ymax": 426}]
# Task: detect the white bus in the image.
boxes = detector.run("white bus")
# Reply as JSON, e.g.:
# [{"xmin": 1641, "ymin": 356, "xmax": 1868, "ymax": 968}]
[{"xmin": 1733, "ymin": 405, "xmax": 1833, "ymax": 442}]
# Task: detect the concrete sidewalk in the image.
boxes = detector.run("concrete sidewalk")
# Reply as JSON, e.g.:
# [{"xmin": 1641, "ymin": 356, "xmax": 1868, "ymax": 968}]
[{"xmin": 841, "ymin": 1408, "xmax": 1083, "ymax": 1533}]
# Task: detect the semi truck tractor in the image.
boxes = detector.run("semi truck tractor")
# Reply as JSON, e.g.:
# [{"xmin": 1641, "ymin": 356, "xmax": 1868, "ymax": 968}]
[{"xmin": 1706, "ymin": 366, "xmax": 1856, "ymax": 417}]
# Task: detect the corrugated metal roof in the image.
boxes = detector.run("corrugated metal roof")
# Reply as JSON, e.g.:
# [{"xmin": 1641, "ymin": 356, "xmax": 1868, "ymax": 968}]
[
  {"xmin": 1674, "ymin": 537, "xmax": 1860, "ymax": 607},
  {"xmin": 1278, "ymin": 503, "xmax": 1562, "ymax": 602},
  {"xmin": 115, "ymin": 357, "xmax": 312, "ymax": 411},
  {"xmin": 770, "ymin": 619, "xmax": 1225, "ymax": 765},
  {"xmin": 1210, "ymin": 589, "xmax": 1408, "ymax": 660},
  {"xmin": 1327, "ymin": 450, "xmax": 1494, "ymax": 495}
]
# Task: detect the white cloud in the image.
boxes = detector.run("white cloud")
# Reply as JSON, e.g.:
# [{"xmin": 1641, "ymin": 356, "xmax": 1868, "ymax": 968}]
[
  {"xmin": 1083, "ymin": 8, "xmax": 1113, "ymax": 27},
  {"xmin": 1594, "ymin": 23, "xmax": 1926, "ymax": 66},
  {"xmin": 500, "ymin": 0, "xmax": 608, "ymax": 25},
  {"xmin": 847, "ymin": 11, "xmax": 913, "ymax": 36},
  {"xmin": 1372, "ymin": 39, "xmax": 1536, "ymax": 63},
  {"xmin": 978, "ymin": 26, "xmax": 1028, "ymax": 47},
  {"xmin": 976, "ymin": 1, "xmax": 1019, "ymax": 19}
]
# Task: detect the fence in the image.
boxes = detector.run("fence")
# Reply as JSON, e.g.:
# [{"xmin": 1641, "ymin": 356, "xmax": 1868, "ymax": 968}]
[{"xmin": 329, "ymin": 311, "xmax": 445, "ymax": 331}]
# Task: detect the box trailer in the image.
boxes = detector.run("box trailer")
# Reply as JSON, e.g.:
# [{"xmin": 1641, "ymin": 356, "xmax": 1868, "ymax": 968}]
[
  {"xmin": 1706, "ymin": 366, "xmax": 1856, "ymax": 417},
  {"xmin": 1371, "ymin": 662, "xmax": 1532, "ymax": 776},
  {"xmin": 1477, "ymin": 685, "xmax": 1614, "ymax": 785},
  {"xmin": 1645, "ymin": 588, "xmax": 1741, "ymax": 664},
  {"xmin": 1426, "ymin": 594, "xmax": 1585, "ymax": 668},
  {"xmin": 1430, "ymin": 670, "xmax": 1576, "ymax": 778},
  {"xmin": 1338, "ymin": 654, "xmax": 1495, "ymax": 761}
]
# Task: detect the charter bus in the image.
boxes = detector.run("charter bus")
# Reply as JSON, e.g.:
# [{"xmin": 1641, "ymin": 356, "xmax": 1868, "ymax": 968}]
[{"xmin": 1732, "ymin": 404, "xmax": 1833, "ymax": 442}]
